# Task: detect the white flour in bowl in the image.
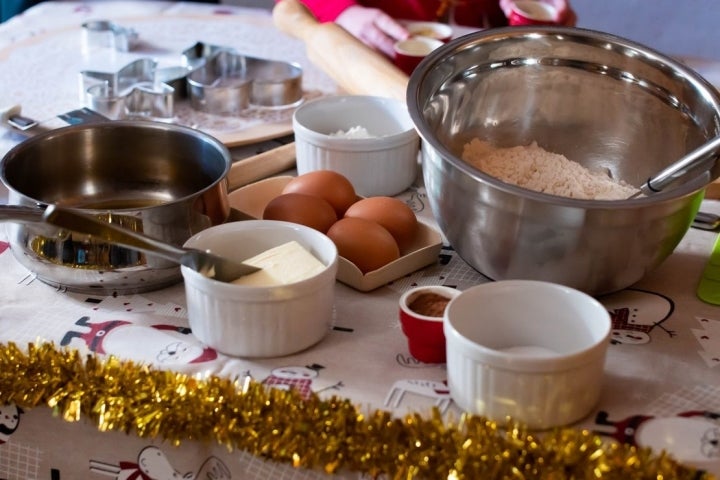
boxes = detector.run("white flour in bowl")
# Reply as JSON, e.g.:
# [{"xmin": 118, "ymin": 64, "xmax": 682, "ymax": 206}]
[
  {"xmin": 330, "ymin": 126, "xmax": 375, "ymax": 138},
  {"xmin": 461, "ymin": 139, "xmax": 640, "ymax": 200}
]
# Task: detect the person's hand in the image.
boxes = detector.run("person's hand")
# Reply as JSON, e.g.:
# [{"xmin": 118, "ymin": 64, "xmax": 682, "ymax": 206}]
[
  {"xmin": 499, "ymin": 0, "xmax": 577, "ymax": 26},
  {"xmin": 335, "ymin": 5, "xmax": 409, "ymax": 58}
]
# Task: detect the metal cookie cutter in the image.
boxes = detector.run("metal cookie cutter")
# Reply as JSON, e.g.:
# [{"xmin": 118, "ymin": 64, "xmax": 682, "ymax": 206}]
[
  {"xmin": 80, "ymin": 59, "xmax": 180, "ymax": 120},
  {"xmin": 82, "ymin": 20, "xmax": 139, "ymax": 52},
  {"xmin": 181, "ymin": 41, "xmax": 232, "ymax": 71},
  {"xmin": 186, "ymin": 48, "xmax": 303, "ymax": 115}
]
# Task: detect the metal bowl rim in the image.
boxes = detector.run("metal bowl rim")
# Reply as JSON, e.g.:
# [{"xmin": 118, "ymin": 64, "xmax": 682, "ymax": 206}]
[
  {"xmin": 0, "ymin": 120, "xmax": 232, "ymax": 211},
  {"xmin": 408, "ymin": 26, "xmax": 720, "ymax": 208}
]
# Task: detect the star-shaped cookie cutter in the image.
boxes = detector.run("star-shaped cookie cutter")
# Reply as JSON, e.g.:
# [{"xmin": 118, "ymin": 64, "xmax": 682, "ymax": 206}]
[
  {"xmin": 184, "ymin": 42, "xmax": 303, "ymax": 115},
  {"xmin": 80, "ymin": 59, "xmax": 187, "ymax": 120}
]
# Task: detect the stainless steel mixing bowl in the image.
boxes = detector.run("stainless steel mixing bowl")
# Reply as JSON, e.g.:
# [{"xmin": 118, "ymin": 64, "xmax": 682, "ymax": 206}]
[{"xmin": 407, "ymin": 27, "xmax": 720, "ymax": 295}]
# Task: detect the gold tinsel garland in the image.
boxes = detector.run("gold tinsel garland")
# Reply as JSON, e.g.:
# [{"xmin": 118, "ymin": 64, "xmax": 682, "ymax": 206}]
[{"xmin": 0, "ymin": 342, "xmax": 712, "ymax": 479}]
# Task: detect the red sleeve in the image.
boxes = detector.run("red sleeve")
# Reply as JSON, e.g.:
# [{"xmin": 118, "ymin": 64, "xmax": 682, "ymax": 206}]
[{"xmin": 294, "ymin": 0, "xmax": 358, "ymax": 22}]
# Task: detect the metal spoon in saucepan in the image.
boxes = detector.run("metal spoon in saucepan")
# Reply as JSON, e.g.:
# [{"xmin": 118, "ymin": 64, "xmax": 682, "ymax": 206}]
[
  {"xmin": 42, "ymin": 204, "xmax": 260, "ymax": 282},
  {"xmin": 629, "ymin": 135, "xmax": 720, "ymax": 199}
]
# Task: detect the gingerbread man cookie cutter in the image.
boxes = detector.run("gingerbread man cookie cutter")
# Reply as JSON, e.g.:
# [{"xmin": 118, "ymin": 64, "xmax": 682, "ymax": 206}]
[{"xmin": 80, "ymin": 59, "xmax": 184, "ymax": 121}]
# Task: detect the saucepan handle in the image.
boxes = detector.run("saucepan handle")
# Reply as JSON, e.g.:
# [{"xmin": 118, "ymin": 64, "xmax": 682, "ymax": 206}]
[
  {"xmin": 0, "ymin": 204, "xmax": 46, "ymax": 223},
  {"xmin": 41, "ymin": 204, "xmax": 188, "ymax": 265}
]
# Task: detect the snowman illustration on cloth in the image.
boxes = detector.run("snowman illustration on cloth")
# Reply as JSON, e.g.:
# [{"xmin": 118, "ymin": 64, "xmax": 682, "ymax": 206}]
[
  {"xmin": 693, "ymin": 316, "xmax": 720, "ymax": 368},
  {"xmin": 384, "ymin": 379, "xmax": 452, "ymax": 413},
  {"xmin": 0, "ymin": 403, "xmax": 41, "ymax": 476},
  {"xmin": 262, "ymin": 364, "xmax": 323, "ymax": 400},
  {"xmin": 90, "ymin": 445, "xmax": 231, "ymax": 479},
  {"xmin": 261, "ymin": 364, "xmax": 343, "ymax": 400},
  {"xmin": 598, "ymin": 288, "xmax": 675, "ymax": 345},
  {"xmin": 0, "ymin": 403, "xmax": 23, "ymax": 444},
  {"xmin": 595, "ymin": 410, "xmax": 720, "ymax": 475},
  {"xmin": 61, "ymin": 316, "xmax": 217, "ymax": 366}
]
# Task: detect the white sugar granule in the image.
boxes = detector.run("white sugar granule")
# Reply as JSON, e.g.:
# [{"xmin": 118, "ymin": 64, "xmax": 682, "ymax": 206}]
[
  {"xmin": 330, "ymin": 126, "xmax": 375, "ymax": 138},
  {"xmin": 461, "ymin": 139, "xmax": 640, "ymax": 200}
]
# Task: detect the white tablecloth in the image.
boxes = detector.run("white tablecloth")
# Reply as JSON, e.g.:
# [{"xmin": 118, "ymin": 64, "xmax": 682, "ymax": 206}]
[{"xmin": 1, "ymin": 2, "xmax": 720, "ymax": 479}]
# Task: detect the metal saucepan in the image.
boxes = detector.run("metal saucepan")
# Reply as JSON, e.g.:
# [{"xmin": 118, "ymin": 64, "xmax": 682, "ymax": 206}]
[{"xmin": 0, "ymin": 121, "xmax": 232, "ymax": 294}]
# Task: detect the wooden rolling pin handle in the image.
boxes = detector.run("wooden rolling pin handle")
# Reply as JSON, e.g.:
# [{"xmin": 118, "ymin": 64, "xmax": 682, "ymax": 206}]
[
  {"xmin": 228, "ymin": 142, "xmax": 297, "ymax": 191},
  {"xmin": 271, "ymin": 0, "xmax": 322, "ymax": 43},
  {"xmin": 272, "ymin": 0, "xmax": 409, "ymax": 101}
]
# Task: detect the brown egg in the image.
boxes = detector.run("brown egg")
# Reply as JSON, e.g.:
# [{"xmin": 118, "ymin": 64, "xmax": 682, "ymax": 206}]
[
  {"xmin": 327, "ymin": 217, "xmax": 400, "ymax": 273},
  {"xmin": 263, "ymin": 193, "xmax": 337, "ymax": 233},
  {"xmin": 344, "ymin": 196, "xmax": 418, "ymax": 251},
  {"xmin": 282, "ymin": 170, "xmax": 357, "ymax": 217}
]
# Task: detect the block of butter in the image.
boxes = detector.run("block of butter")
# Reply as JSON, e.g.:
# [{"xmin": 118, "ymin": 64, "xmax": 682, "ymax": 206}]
[{"xmin": 231, "ymin": 240, "xmax": 325, "ymax": 286}]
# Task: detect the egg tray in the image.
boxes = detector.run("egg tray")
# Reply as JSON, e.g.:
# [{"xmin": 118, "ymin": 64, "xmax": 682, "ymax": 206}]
[{"xmin": 228, "ymin": 176, "xmax": 443, "ymax": 292}]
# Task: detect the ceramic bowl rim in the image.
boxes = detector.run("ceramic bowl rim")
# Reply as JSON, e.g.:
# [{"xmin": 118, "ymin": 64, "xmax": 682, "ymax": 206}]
[
  {"xmin": 444, "ymin": 280, "xmax": 611, "ymax": 372},
  {"xmin": 292, "ymin": 94, "xmax": 417, "ymax": 150},
  {"xmin": 399, "ymin": 285, "xmax": 462, "ymax": 323},
  {"xmin": 181, "ymin": 219, "xmax": 339, "ymax": 294}
]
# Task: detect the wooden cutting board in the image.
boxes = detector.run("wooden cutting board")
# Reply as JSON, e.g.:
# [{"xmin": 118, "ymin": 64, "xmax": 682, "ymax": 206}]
[{"xmin": 0, "ymin": 11, "xmax": 338, "ymax": 147}]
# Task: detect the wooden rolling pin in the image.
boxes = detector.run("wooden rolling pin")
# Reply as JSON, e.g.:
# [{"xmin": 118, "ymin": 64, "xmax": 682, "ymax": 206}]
[
  {"xmin": 272, "ymin": 0, "xmax": 409, "ymax": 101},
  {"xmin": 228, "ymin": 142, "xmax": 296, "ymax": 190}
]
